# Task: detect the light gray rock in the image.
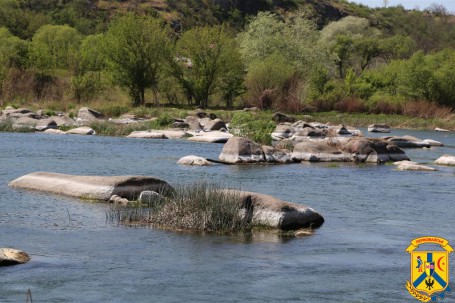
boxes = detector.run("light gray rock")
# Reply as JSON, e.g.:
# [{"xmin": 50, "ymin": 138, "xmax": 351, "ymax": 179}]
[
  {"xmin": 225, "ymin": 190, "xmax": 324, "ymax": 230},
  {"xmin": 12, "ymin": 117, "xmax": 38, "ymax": 129},
  {"xmin": 435, "ymin": 128, "xmax": 449, "ymax": 132},
  {"xmin": 423, "ymin": 139, "xmax": 444, "ymax": 147},
  {"xmin": 66, "ymin": 126, "xmax": 96, "ymax": 135},
  {"xmin": 368, "ymin": 124, "xmax": 391, "ymax": 133},
  {"xmin": 262, "ymin": 145, "xmax": 292, "ymax": 164},
  {"xmin": 77, "ymin": 107, "xmax": 103, "ymax": 122},
  {"xmin": 291, "ymin": 141, "xmax": 352, "ymax": 162},
  {"xmin": 340, "ymin": 137, "xmax": 410, "ymax": 163},
  {"xmin": 329, "ymin": 124, "xmax": 351, "ymax": 135},
  {"xmin": 50, "ymin": 115, "xmax": 76, "ymax": 127},
  {"xmin": 9, "ymin": 172, "xmax": 173, "ymax": 201},
  {"xmin": 396, "ymin": 163, "xmax": 438, "ymax": 171},
  {"xmin": 35, "ymin": 118, "xmax": 57, "ymax": 131},
  {"xmin": 0, "ymin": 248, "xmax": 31, "ymax": 266},
  {"xmin": 138, "ymin": 191, "xmax": 164, "ymax": 204},
  {"xmin": 160, "ymin": 129, "xmax": 187, "ymax": 139},
  {"xmin": 392, "ymin": 160, "xmax": 419, "ymax": 166},
  {"xmin": 127, "ymin": 131, "xmax": 166, "ymax": 139},
  {"xmin": 177, "ymin": 155, "xmax": 212, "ymax": 166},
  {"xmin": 187, "ymin": 131, "xmax": 233, "ymax": 143},
  {"xmin": 185, "ymin": 116, "xmax": 203, "ymax": 131},
  {"xmin": 382, "ymin": 135, "xmax": 431, "ymax": 148},
  {"xmin": 271, "ymin": 124, "xmax": 294, "ymax": 140},
  {"xmin": 44, "ymin": 129, "xmax": 66, "ymax": 135},
  {"xmin": 435, "ymin": 155, "xmax": 455, "ymax": 166},
  {"xmin": 243, "ymin": 107, "xmax": 259, "ymax": 111},
  {"xmin": 108, "ymin": 195, "xmax": 130, "ymax": 206},
  {"xmin": 219, "ymin": 137, "xmax": 265, "ymax": 163}
]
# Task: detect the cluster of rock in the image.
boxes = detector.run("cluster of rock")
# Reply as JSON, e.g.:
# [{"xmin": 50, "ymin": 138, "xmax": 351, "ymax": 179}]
[
  {"xmin": 127, "ymin": 110, "xmax": 233, "ymax": 143},
  {"xmin": 0, "ymin": 106, "xmax": 98, "ymax": 135}
]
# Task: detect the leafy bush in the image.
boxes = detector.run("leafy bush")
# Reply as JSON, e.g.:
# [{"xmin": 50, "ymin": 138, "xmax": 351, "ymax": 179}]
[{"xmin": 229, "ymin": 111, "xmax": 275, "ymax": 145}]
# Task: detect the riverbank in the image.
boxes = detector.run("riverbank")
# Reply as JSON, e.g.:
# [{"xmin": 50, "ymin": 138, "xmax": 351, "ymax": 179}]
[{"xmin": 1, "ymin": 105, "xmax": 454, "ymax": 137}]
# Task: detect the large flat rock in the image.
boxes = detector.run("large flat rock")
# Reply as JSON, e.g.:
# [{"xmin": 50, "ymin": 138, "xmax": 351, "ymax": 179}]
[{"xmin": 9, "ymin": 172, "xmax": 173, "ymax": 200}]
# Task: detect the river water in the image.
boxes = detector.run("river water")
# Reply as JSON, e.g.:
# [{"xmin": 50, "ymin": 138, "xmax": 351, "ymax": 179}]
[{"xmin": 0, "ymin": 129, "xmax": 454, "ymax": 302}]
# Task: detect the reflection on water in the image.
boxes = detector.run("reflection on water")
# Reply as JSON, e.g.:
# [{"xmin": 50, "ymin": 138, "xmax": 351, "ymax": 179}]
[{"xmin": 0, "ymin": 130, "xmax": 454, "ymax": 302}]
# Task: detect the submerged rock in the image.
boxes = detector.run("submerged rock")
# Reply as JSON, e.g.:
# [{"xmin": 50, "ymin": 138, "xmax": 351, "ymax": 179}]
[
  {"xmin": 9, "ymin": 172, "xmax": 173, "ymax": 201},
  {"xmin": 396, "ymin": 162, "xmax": 437, "ymax": 171},
  {"xmin": 0, "ymin": 248, "xmax": 31, "ymax": 266},
  {"xmin": 177, "ymin": 155, "xmax": 212, "ymax": 166}
]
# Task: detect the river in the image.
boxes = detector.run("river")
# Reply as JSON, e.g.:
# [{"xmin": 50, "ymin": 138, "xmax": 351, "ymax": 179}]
[{"xmin": 0, "ymin": 129, "xmax": 454, "ymax": 302}]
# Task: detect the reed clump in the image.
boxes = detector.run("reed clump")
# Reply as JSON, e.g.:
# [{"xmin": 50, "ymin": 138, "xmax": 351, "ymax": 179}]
[{"xmin": 108, "ymin": 182, "xmax": 251, "ymax": 233}]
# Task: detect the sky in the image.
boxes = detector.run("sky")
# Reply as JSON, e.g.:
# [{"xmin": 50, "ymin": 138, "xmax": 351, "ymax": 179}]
[{"xmin": 351, "ymin": 1, "xmax": 455, "ymax": 13}]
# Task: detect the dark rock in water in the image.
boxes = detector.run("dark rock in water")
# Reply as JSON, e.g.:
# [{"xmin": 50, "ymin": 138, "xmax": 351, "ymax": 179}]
[
  {"xmin": 9, "ymin": 172, "xmax": 174, "ymax": 201},
  {"xmin": 272, "ymin": 112, "xmax": 296, "ymax": 123},
  {"xmin": 219, "ymin": 137, "xmax": 266, "ymax": 163},
  {"xmin": 225, "ymin": 190, "xmax": 324, "ymax": 230},
  {"xmin": 0, "ymin": 248, "xmax": 31, "ymax": 266}
]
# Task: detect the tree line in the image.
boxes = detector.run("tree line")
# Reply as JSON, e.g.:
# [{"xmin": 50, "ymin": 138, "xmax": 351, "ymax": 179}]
[{"xmin": 1, "ymin": 5, "xmax": 455, "ymax": 114}]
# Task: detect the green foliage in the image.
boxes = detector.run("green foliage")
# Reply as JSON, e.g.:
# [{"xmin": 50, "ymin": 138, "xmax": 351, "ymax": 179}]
[
  {"xmin": 171, "ymin": 25, "xmax": 244, "ymax": 108},
  {"xmin": 102, "ymin": 13, "xmax": 171, "ymax": 106},
  {"xmin": 155, "ymin": 113, "xmax": 174, "ymax": 127},
  {"xmin": 29, "ymin": 24, "xmax": 82, "ymax": 70},
  {"xmin": 230, "ymin": 111, "xmax": 275, "ymax": 145}
]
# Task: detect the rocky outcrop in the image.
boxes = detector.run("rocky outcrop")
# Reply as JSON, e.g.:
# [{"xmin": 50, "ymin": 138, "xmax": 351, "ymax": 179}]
[
  {"xmin": 340, "ymin": 137, "xmax": 410, "ymax": 163},
  {"xmin": 12, "ymin": 117, "xmax": 38, "ymax": 129},
  {"xmin": 35, "ymin": 118, "xmax": 57, "ymax": 131},
  {"xmin": 271, "ymin": 124, "xmax": 294, "ymax": 140},
  {"xmin": 203, "ymin": 118, "xmax": 227, "ymax": 131},
  {"xmin": 368, "ymin": 124, "xmax": 390, "ymax": 133},
  {"xmin": 51, "ymin": 115, "xmax": 76, "ymax": 127},
  {"xmin": 184, "ymin": 116, "xmax": 203, "ymax": 131},
  {"xmin": 291, "ymin": 141, "xmax": 352, "ymax": 162},
  {"xmin": 77, "ymin": 107, "xmax": 103, "ymax": 122},
  {"xmin": 219, "ymin": 137, "xmax": 266, "ymax": 163},
  {"xmin": 0, "ymin": 248, "xmax": 31, "ymax": 266},
  {"xmin": 177, "ymin": 155, "xmax": 212, "ymax": 166},
  {"xmin": 9, "ymin": 172, "xmax": 173, "ymax": 201},
  {"xmin": 228, "ymin": 190, "xmax": 324, "ymax": 230},
  {"xmin": 262, "ymin": 145, "xmax": 292, "ymax": 164},
  {"xmin": 434, "ymin": 155, "xmax": 455, "ymax": 166}
]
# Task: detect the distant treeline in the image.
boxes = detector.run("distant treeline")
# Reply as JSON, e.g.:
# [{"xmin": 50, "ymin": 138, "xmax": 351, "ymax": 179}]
[{"xmin": 0, "ymin": 0, "xmax": 454, "ymax": 116}]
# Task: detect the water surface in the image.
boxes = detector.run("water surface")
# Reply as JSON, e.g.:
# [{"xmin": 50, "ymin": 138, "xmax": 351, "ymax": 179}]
[{"xmin": 1, "ymin": 129, "xmax": 454, "ymax": 302}]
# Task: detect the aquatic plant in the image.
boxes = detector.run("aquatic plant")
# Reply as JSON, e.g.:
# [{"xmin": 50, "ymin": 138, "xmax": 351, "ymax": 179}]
[{"xmin": 108, "ymin": 182, "xmax": 251, "ymax": 233}]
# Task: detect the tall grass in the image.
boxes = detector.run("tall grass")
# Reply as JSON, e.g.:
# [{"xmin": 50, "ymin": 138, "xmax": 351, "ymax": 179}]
[{"xmin": 107, "ymin": 182, "xmax": 250, "ymax": 233}]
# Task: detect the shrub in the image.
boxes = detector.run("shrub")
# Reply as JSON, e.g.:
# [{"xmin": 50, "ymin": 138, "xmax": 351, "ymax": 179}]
[
  {"xmin": 108, "ymin": 182, "xmax": 250, "ymax": 234},
  {"xmin": 229, "ymin": 111, "xmax": 275, "ymax": 145}
]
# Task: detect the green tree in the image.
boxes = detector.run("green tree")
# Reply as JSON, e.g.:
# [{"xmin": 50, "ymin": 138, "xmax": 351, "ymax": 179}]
[
  {"xmin": 171, "ymin": 25, "xmax": 243, "ymax": 108},
  {"xmin": 102, "ymin": 13, "xmax": 171, "ymax": 106},
  {"xmin": 29, "ymin": 24, "xmax": 82, "ymax": 70}
]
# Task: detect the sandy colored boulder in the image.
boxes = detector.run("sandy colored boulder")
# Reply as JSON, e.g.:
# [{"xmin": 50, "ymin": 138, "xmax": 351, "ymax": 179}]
[
  {"xmin": 341, "ymin": 137, "xmax": 410, "ymax": 163},
  {"xmin": 9, "ymin": 172, "xmax": 173, "ymax": 201},
  {"xmin": 435, "ymin": 155, "xmax": 455, "ymax": 166},
  {"xmin": 77, "ymin": 107, "xmax": 103, "ymax": 122},
  {"xmin": 0, "ymin": 248, "xmax": 31, "ymax": 266},
  {"xmin": 35, "ymin": 118, "xmax": 57, "ymax": 131},
  {"xmin": 177, "ymin": 155, "xmax": 212, "ymax": 166},
  {"xmin": 12, "ymin": 117, "xmax": 38, "ymax": 129},
  {"xmin": 51, "ymin": 115, "xmax": 76, "ymax": 127}
]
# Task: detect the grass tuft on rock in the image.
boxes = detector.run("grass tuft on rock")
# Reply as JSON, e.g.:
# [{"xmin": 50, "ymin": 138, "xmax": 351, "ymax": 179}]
[{"xmin": 107, "ymin": 182, "xmax": 251, "ymax": 233}]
